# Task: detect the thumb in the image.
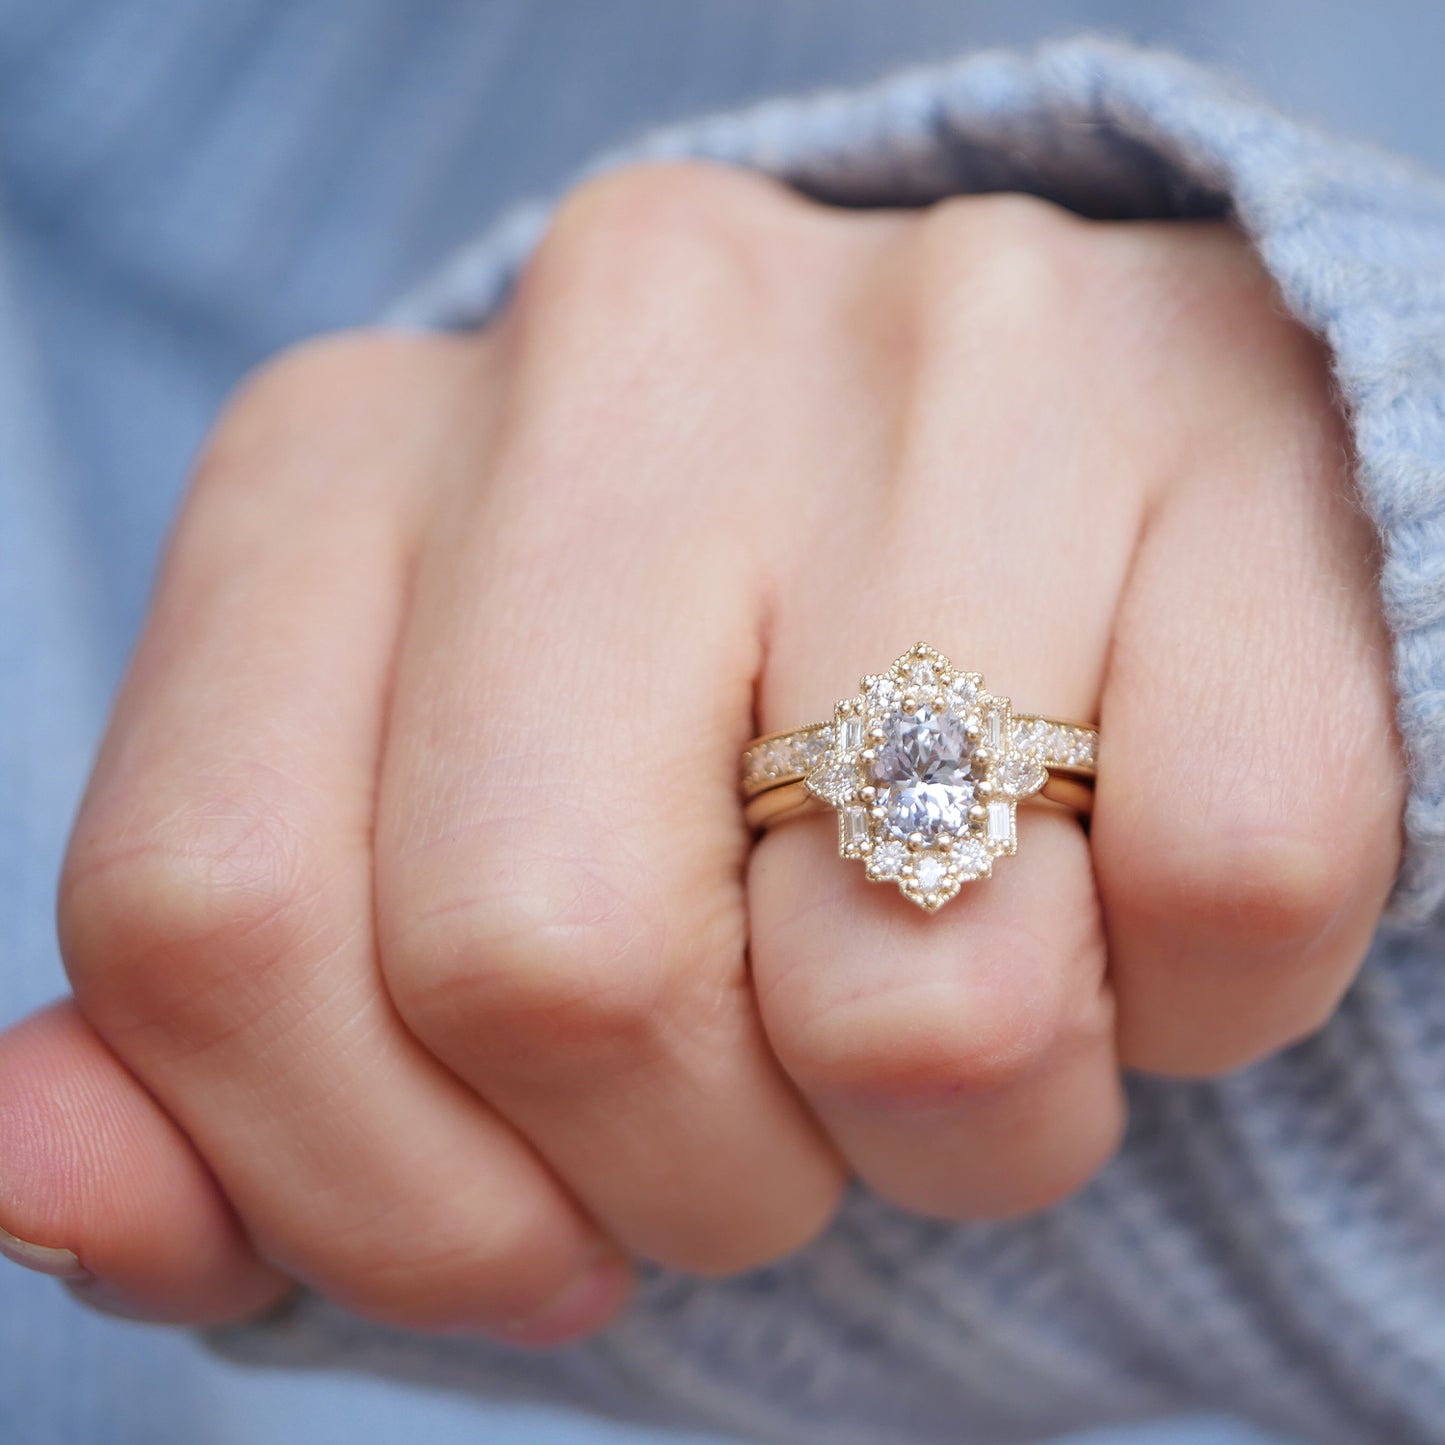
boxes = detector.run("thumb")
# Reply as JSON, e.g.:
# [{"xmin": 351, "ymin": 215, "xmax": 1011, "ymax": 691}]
[{"xmin": 0, "ymin": 999, "xmax": 291, "ymax": 1323}]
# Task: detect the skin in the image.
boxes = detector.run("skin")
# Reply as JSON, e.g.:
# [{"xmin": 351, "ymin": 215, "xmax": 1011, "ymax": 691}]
[{"xmin": 0, "ymin": 164, "xmax": 1406, "ymax": 1343}]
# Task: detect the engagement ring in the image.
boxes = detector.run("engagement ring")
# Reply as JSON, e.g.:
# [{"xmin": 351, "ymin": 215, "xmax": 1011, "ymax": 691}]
[{"xmin": 742, "ymin": 644, "xmax": 1097, "ymax": 912}]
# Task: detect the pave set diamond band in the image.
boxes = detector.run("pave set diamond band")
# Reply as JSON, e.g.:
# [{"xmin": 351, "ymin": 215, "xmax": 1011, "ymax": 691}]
[{"xmin": 741, "ymin": 644, "xmax": 1098, "ymax": 912}]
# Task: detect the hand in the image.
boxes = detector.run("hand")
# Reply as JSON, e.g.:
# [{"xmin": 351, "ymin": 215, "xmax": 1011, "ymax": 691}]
[{"xmin": 0, "ymin": 165, "xmax": 1404, "ymax": 1342}]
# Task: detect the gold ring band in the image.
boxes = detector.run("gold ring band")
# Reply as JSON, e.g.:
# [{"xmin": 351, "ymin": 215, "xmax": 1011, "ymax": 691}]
[{"xmin": 744, "ymin": 717, "xmax": 1097, "ymax": 823}]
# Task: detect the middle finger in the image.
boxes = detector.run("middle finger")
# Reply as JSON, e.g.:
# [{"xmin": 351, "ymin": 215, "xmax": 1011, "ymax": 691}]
[{"xmin": 374, "ymin": 170, "xmax": 848, "ymax": 1276}]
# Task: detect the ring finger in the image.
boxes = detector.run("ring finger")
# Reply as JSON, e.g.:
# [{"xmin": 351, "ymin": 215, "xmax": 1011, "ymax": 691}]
[{"xmin": 747, "ymin": 205, "xmax": 1135, "ymax": 1218}]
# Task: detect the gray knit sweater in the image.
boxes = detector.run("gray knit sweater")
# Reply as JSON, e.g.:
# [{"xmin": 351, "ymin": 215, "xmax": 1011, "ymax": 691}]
[{"xmin": 215, "ymin": 40, "xmax": 1445, "ymax": 1445}]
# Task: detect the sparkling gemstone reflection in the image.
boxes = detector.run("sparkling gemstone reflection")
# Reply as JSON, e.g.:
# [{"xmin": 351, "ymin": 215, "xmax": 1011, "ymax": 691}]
[{"xmin": 870, "ymin": 704, "xmax": 977, "ymax": 841}]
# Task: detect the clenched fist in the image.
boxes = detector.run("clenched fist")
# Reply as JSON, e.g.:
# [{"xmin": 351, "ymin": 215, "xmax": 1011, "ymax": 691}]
[{"xmin": 0, "ymin": 164, "xmax": 1403, "ymax": 1344}]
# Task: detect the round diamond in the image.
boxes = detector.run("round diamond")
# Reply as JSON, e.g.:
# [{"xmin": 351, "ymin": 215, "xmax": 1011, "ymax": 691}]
[
  {"xmin": 949, "ymin": 675, "xmax": 980, "ymax": 707},
  {"xmin": 870, "ymin": 703, "xmax": 978, "ymax": 841},
  {"xmin": 950, "ymin": 837, "xmax": 990, "ymax": 876},
  {"xmin": 763, "ymin": 740, "xmax": 793, "ymax": 775},
  {"xmin": 866, "ymin": 676, "xmax": 899, "ymax": 711},
  {"xmin": 867, "ymin": 840, "xmax": 909, "ymax": 879}
]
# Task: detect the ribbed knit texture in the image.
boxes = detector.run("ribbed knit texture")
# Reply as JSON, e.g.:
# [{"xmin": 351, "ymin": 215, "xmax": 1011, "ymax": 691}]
[{"xmin": 214, "ymin": 39, "xmax": 1445, "ymax": 1445}]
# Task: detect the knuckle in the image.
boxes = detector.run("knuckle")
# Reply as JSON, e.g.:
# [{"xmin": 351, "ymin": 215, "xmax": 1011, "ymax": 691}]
[
  {"xmin": 989, "ymin": 1102, "xmax": 1126, "ymax": 1219},
  {"xmin": 306, "ymin": 1236, "xmax": 476, "ymax": 1331},
  {"xmin": 1140, "ymin": 831, "xmax": 1349, "ymax": 956},
  {"xmin": 775, "ymin": 934, "xmax": 1107, "ymax": 1112},
  {"xmin": 516, "ymin": 162, "xmax": 785, "ymax": 337},
  {"xmin": 225, "ymin": 327, "xmax": 468, "ymax": 423},
  {"xmin": 797, "ymin": 1010, "xmax": 1048, "ymax": 1109},
  {"xmin": 890, "ymin": 1104, "xmax": 1125, "ymax": 1225},
  {"xmin": 915, "ymin": 191, "xmax": 1090, "ymax": 321},
  {"xmin": 59, "ymin": 789, "xmax": 324, "ymax": 1038},
  {"xmin": 552, "ymin": 161, "xmax": 741, "ymax": 232},
  {"xmin": 195, "ymin": 328, "xmax": 480, "ymax": 509},
  {"xmin": 292, "ymin": 1202, "xmax": 585, "ymax": 1333},
  {"xmin": 679, "ymin": 1181, "xmax": 844, "ymax": 1279},
  {"xmin": 938, "ymin": 188, "xmax": 1081, "ymax": 240},
  {"xmin": 385, "ymin": 859, "xmax": 676, "ymax": 1074}
]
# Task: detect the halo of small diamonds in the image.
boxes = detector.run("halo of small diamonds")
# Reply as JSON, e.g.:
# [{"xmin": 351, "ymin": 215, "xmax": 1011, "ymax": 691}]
[{"xmin": 794, "ymin": 644, "xmax": 1057, "ymax": 912}]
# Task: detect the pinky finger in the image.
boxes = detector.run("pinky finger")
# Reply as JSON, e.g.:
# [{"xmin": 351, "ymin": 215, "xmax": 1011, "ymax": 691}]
[{"xmin": 0, "ymin": 1000, "xmax": 292, "ymax": 1324}]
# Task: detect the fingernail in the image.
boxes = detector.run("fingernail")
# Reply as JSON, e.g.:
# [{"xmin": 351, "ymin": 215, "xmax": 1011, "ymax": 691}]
[
  {"xmin": 501, "ymin": 1255, "xmax": 632, "ymax": 1348},
  {"xmin": 0, "ymin": 1224, "xmax": 92, "ymax": 1283}
]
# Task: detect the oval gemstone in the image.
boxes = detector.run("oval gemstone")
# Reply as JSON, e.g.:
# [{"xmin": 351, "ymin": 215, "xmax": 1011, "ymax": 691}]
[{"xmin": 870, "ymin": 704, "xmax": 977, "ymax": 840}]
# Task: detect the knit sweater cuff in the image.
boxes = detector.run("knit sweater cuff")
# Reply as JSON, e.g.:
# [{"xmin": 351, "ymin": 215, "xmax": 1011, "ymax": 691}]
[{"xmin": 392, "ymin": 35, "xmax": 1445, "ymax": 929}]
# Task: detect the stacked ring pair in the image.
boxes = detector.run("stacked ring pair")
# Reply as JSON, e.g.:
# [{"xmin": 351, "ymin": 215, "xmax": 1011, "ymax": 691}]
[{"xmin": 742, "ymin": 644, "xmax": 1098, "ymax": 912}]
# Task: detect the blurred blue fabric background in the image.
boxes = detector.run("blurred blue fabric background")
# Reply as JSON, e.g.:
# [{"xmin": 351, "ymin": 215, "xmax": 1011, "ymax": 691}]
[{"xmin": 4, "ymin": 2, "xmax": 1443, "ymax": 1441}]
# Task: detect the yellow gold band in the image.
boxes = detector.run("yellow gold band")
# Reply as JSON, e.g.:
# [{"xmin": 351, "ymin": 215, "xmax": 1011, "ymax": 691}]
[{"xmin": 744, "ymin": 715, "xmax": 1096, "ymax": 811}]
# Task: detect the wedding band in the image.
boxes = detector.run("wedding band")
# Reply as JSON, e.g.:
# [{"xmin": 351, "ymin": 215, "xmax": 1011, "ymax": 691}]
[{"xmin": 741, "ymin": 643, "xmax": 1098, "ymax": 912}]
